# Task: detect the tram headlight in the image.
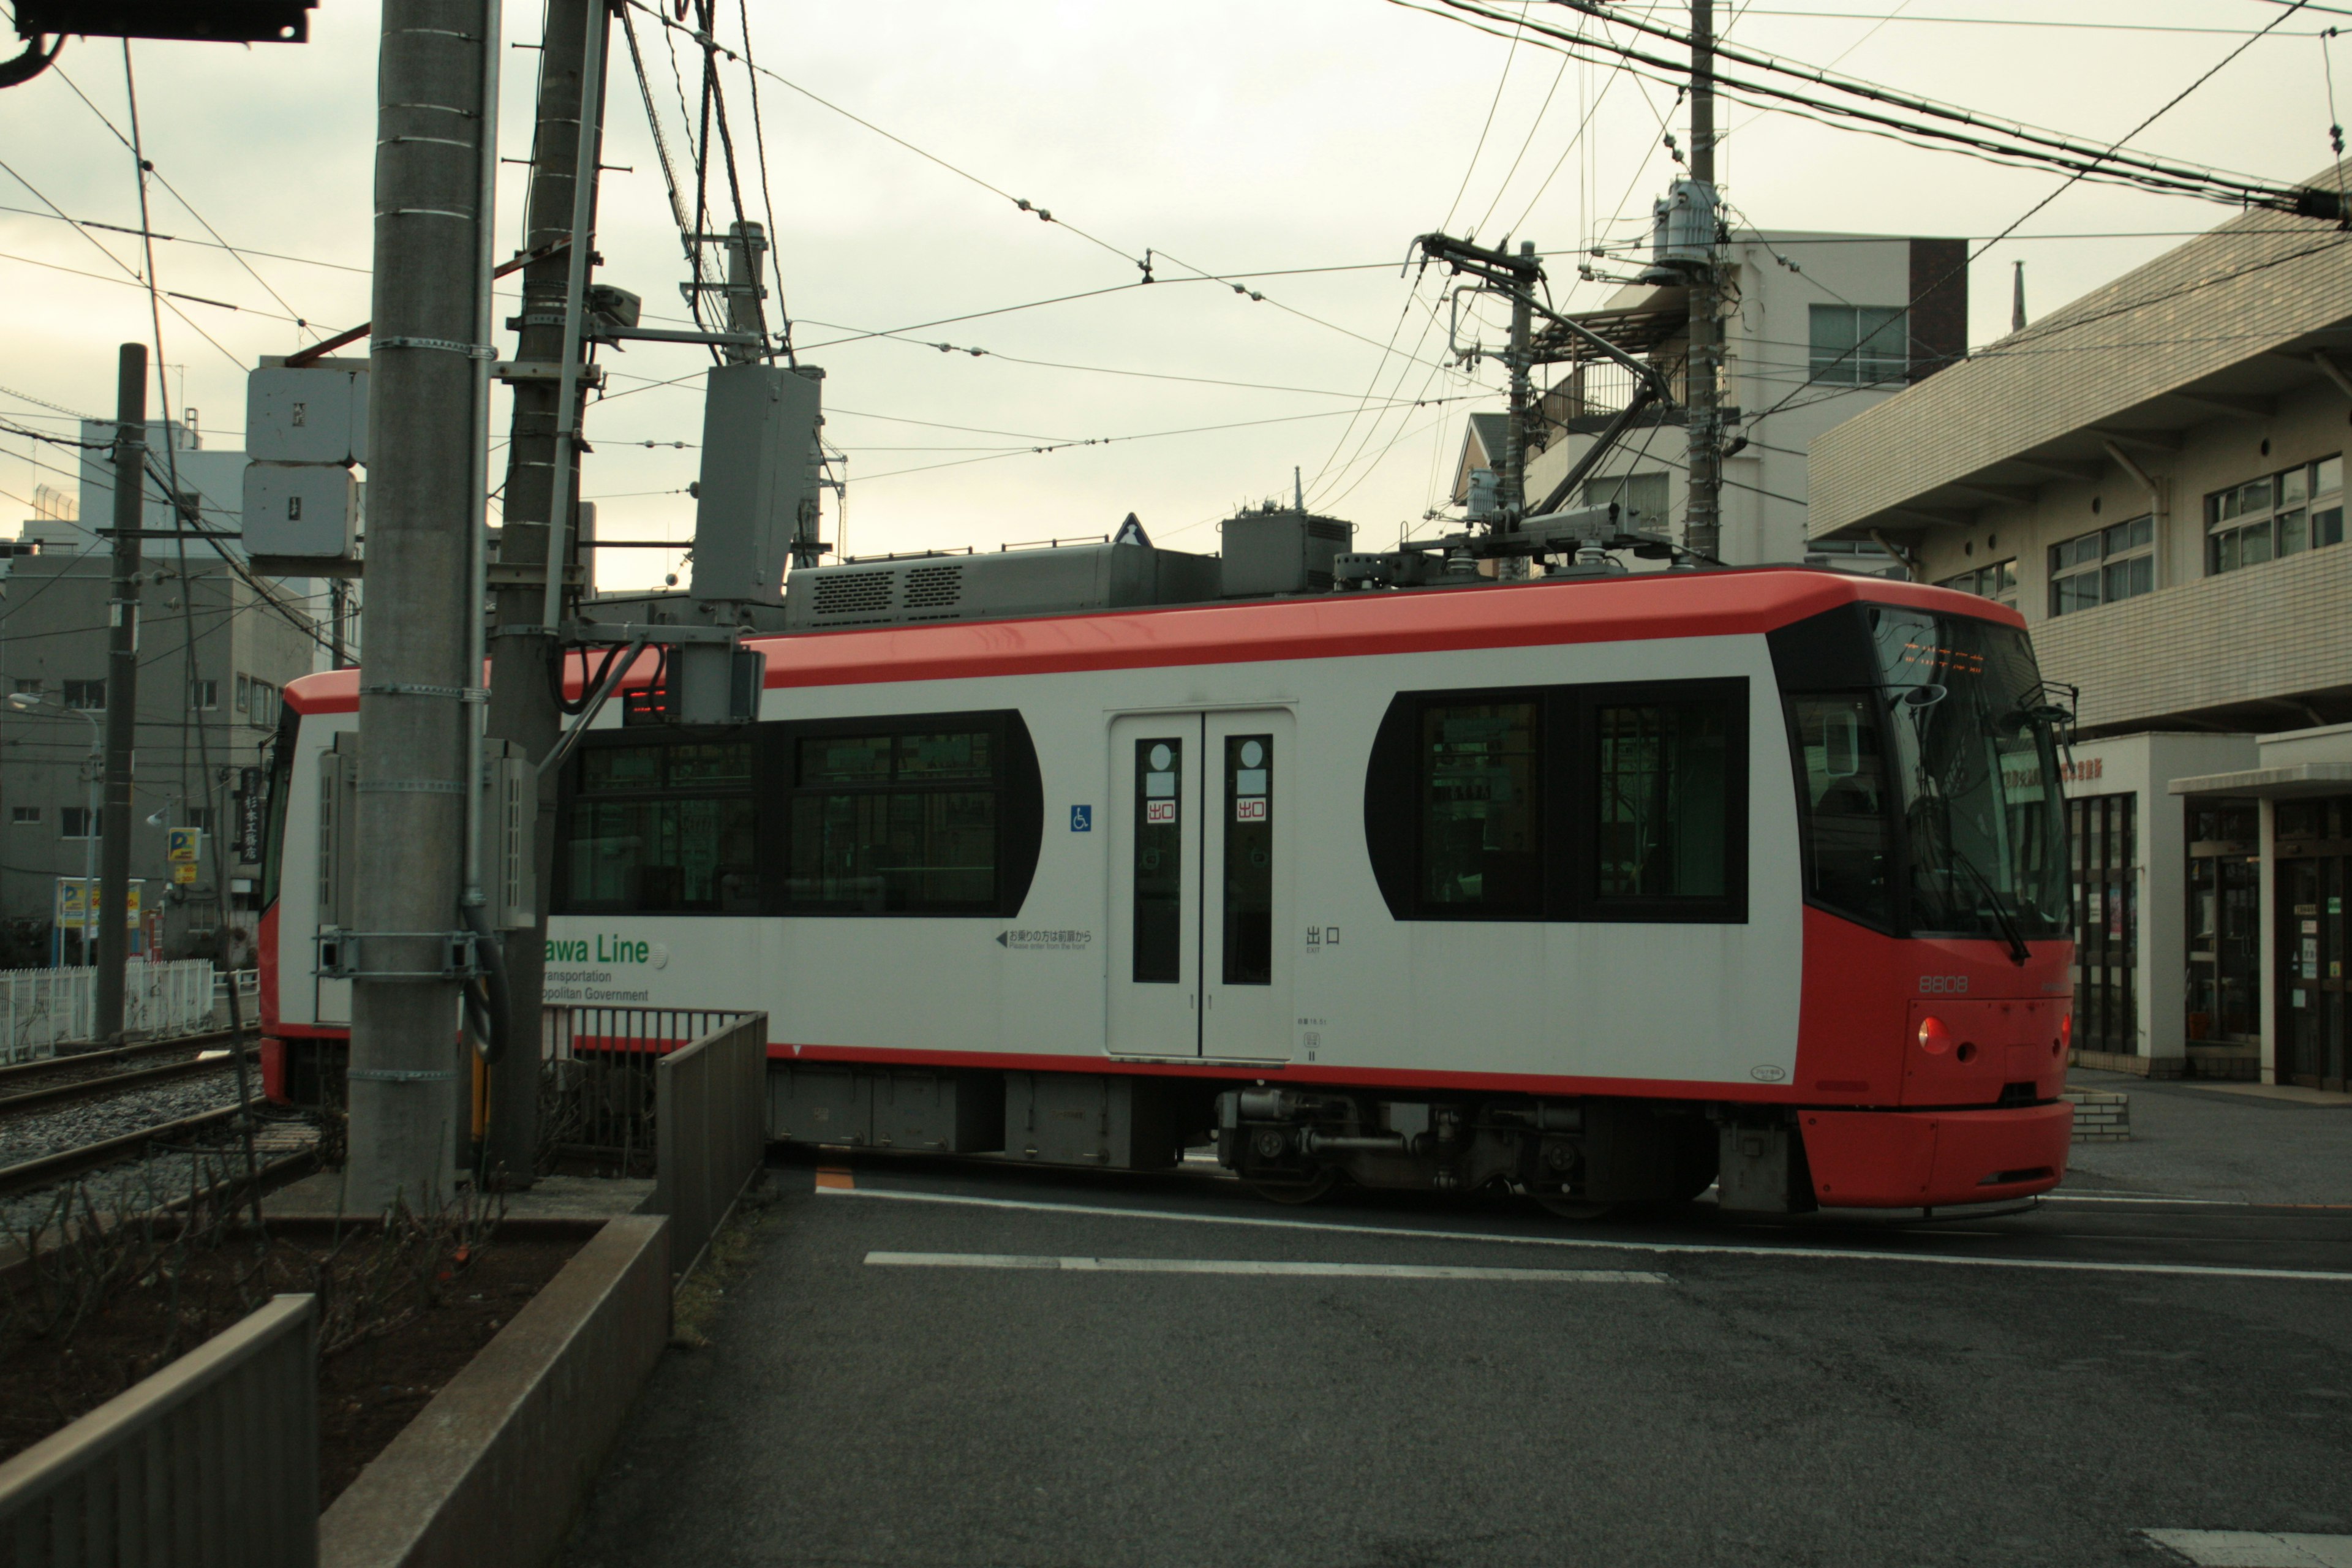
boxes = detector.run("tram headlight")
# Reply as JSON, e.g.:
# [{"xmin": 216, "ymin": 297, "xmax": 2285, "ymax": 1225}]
[{"xmin": 1917, "ymin": 1016, "xmax": 1951, "ymax": 1055}]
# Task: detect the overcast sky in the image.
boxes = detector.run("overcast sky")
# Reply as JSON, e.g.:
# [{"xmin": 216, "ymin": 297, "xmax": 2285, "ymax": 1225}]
[{"xmin": 2, "ymin": 0, "xmax": 2344, "ymax": 596}]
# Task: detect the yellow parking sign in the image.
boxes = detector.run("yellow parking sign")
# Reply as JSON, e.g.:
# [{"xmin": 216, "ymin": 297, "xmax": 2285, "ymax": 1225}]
[
  {"xmin": 166, "ymin": 826, "xmax": 202, "ymax": 865},
  {"xmin": 172, "ymin": 861, "xmax": 200, "ymax": 886}
]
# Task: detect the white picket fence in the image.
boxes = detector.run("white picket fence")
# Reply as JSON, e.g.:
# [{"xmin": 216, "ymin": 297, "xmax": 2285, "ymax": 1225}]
[{"xmin": 0, "ymin": 959, "xmax": 220, "ymax": 1063}]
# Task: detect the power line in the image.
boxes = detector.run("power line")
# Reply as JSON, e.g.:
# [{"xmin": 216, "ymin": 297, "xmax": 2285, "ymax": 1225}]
[
  {"xmin": 0, "ymin": 156, "xmax": 245, "ymax": 368},
  {"xmin": 0, "ymin": 203, "xmax": 371, "ymax": 275},
  {"xmin": 853, "ymin": 395, "xmax": 1490, "ymax": 484},
  {"xmin": 0, "ymin": 248, "xmax": 306, "ymax": 321},
  {"xmin": 48, "ymin": 59, "xmax": 322, "ymax": 337}
]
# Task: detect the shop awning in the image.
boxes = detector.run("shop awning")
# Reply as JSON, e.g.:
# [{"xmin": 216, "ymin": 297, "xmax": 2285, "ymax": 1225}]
[{"xmin": 2167, "ymin": 762, "xmax": 2352, "ymax": 798}]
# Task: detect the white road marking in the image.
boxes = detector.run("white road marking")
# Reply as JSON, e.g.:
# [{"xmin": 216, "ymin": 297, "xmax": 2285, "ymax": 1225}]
[
  {"xmin": 864, "ymin": 1251, "xmax": 1667, "ymax": 1283},
  {"xmin": 818, "ymin": 1185, "xmax": 2352, "ymax": 1285},
  {"xmin": 2140, "ymin": 1528, "xmax": 2352, "ymax": 1566}
]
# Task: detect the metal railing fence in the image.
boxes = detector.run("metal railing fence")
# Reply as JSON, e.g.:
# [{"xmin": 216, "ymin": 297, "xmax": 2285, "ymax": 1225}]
[
  {"xmin": 538, "ymin": 1006, "xmax": 752, "ymax": 1178},
  {"xmin": 653, "ymin": 1012, "xmax": 769, "ymax": 1278},
  {"xmin": 0, "ymin": 1293, "xmax": 318, "ymax": 1568},
  {"xmin": 1, "ymin": 958, "xmax": 221, "ymax": 1062}
]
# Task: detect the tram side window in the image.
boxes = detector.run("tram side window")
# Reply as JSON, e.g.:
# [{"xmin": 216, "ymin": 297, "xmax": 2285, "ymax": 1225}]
[
  {"xmin": 1419, "ymin": 699, "xmax": 1542, "ymax": 916},
  {"xmin": 786, "ymin": 726, "xmax": 1000, "ymax": 913},
  {"xmin": 567, "ymin": 739, "xmax": 759, "ymax": 913},
  {"xmin": 1787, "ymin": 695, "xmax": 1894, "ymax": 927},
  {"xmin": 1593, "ymin": 698, "xmax": 1732, "ymax": 903}
]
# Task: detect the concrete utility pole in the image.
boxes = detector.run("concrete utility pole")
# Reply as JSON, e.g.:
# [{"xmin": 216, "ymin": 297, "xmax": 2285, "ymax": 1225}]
[
  {"xmin": 483, "ymin": 0, "xmax": 611, "ymax": 1185},
  {"xmin": 345, "ymin": 0, "xmax": 498, "ymax": 1210},
  {"xmin": 1683, "ymin": 0, "xmax": 1724, "ymax": 562},
  {"xmin": 1496, "ymin": 241, "xmax": 1536, "ymax": 579},
  {"xmin": 94, "ymin": 343, "xmax": 146, "ymax": 1042}
]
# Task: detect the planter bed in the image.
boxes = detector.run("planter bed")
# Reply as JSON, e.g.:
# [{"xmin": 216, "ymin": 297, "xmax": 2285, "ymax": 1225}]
[{"xmin": 0, "ymin": 1207, "xmax": 586, "ymax": 1506}]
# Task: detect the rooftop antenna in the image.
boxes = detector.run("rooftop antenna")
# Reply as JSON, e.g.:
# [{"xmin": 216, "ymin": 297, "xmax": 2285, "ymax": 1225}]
[{"xmin": 2011, "ymin": 260, "xmax": 2027, "ymax": 334}]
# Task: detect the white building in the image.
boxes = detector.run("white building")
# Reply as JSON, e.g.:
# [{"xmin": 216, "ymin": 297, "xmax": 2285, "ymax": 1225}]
[{"xmin": 1483, "ymin": 228, "xmax": 1966, "ymax": 571}]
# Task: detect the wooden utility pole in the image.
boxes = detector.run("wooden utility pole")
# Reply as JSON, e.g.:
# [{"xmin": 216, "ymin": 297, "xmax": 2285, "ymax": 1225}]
[
  {"xmin": 344, "ymin": 0, "xmax": 499, "ymax": 1210},
  {"xmin": 1683, "ymin": 0, "xmax": 1723, "ymax": 561},
  {"xmin": 94, "ymin": 342, "xmax": 146, "ymax": 1042}
]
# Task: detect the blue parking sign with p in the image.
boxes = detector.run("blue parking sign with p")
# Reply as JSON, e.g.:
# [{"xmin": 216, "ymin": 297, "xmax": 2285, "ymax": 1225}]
[{"xmin": 1070, "ymin": 805, "xmax": 1092, "ymax": 832}]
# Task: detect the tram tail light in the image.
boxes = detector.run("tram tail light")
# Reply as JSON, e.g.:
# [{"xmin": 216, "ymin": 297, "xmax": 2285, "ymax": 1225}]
[
  {"xmin": 1917, "ymin": 1016, "xmax": 1951, "ymax": 1055},
  {"xmin": 2060, "ymin": 1012, "xmax": 2072, "ymax": 1051}
]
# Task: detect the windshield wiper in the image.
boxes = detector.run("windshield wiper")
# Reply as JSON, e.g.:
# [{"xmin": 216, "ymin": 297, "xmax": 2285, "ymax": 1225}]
[{"xmin": 1951, "ymin": 850, "xmax": 2031, "ymax": 967}]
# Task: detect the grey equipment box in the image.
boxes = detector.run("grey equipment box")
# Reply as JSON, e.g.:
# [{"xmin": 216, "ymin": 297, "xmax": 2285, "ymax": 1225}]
[
  {"xmin": 1219, "ymin": 507, "xmax": 1354, "ymax": 597},
  {"xmin": 246, "ymin": 361, "xmax": 369, "ymax": 466},
  {"xmin": 767, "ymin": 1063, "xmax": 872, "ymax": 1147},
  {"xmin": 1005, "ymin": 1072, "xmax": 1182, "ymax": 1170},
  {"xmin": 871, "ymin": 1070, "xmax": 1005, "ymax": 1153},
  {"xmin": 243, "ymin": 462, "xmax": 358, "ymax": 559},
  {"xmin": 783, "ymin": 539, "xmax": 1220, "ymax": 631}
]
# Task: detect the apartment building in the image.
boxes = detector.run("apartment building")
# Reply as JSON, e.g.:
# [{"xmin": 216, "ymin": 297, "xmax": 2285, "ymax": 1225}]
[
  {"xmin": 0, "ymin": 545, "xmax": 316, "ymax": 963},
  {"xmin": 1491, "ymin": 228, "xmax": 1962, "ymax": 570},
  {"xmin": 1808, "ymin": 171, "xmax": 2352, "ymax": 1089}
]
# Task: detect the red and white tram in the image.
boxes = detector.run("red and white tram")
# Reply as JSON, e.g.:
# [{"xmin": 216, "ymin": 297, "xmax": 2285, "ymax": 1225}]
[{"xmin": 255, "ymin": 565, "xmax": 2076, "ymax": 1213}]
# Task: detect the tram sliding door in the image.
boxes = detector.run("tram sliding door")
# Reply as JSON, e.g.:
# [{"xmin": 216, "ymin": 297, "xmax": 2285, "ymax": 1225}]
[
  {"xmin": 1109, "ymin": 715, "xmax": 1203, "ymax": 1056},
  {"xmin": 1107, "ymin": 710, "xmax": 1293, "ymax": 1061}
]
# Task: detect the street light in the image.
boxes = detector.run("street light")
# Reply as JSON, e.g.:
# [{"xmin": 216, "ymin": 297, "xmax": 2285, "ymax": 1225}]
[{"xmin": 7, "ymin": 690, "xmax": 102, "ymax": 960}]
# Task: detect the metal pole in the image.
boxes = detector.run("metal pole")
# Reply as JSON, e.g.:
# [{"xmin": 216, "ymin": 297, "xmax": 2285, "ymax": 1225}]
[
  {"xmin": 95, "ymin": 343, "xmax": 146, "ymax": 1041},
  {"xmin": 1497, "ymin": 240, "xmax": 1535, "ymax": 581},
  {"xmin": 329, "ymin": 579, "xmax": 349, "ymax": 668},
  {"xmin": 345, "ymin": 0, "xmax": 497, "ymax": 1210},
  {"xmin": 1683, "ymin": 0, "xmax": 1723, "ymax": 562},
  {"xmin": 483, "ymin": 0, "xmax": 611, "ymax": 1185},
  {"xmin": 537, "ymin": 4, "xmax": 606, "ymax": 645}
]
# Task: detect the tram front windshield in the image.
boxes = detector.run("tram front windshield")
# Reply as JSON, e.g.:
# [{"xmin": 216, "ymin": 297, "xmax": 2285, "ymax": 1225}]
[{"xmin": 1864, "ymin": 606, "xmax": 2068, "ymax": 941}]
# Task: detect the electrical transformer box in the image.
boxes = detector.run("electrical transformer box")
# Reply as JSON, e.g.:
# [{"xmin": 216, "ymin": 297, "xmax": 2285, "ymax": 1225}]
[
  {"xmin": 246, "ymin": 361, "xmax": 369, "ymax": 466},
  {"xmin": 1219, "ymin": 508, "xmax": 1354, "ymax": 597},
  {"xmin": 689, "ymin": 361, "xmax": 822, "ymax": 605},
  {"xmin": 243, "ymin": 462, "xmax": 358, "ymax": 559}
]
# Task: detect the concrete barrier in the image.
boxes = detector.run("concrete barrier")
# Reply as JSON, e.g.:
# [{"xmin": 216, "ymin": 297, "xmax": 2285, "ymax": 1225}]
[
  {"xmin": 654, "ymin": 1012, "xmax": 768, "ymax": 1278},
  {"xmin": 318, "ymin": 1213, "xmax": 669, "ymax": 1568},
  {"xmin": 0, "ymin": 1293, "xmax": 319, "ymax": 1567}
]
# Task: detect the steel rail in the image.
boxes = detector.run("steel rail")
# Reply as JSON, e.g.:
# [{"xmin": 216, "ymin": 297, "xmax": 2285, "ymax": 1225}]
[
  {"xmin": 0, "ymin": 1048, "xmax": 249, "ymax": 1118},
  {"xmin": 0, "ymin": 1028, "xmax": 238, "ymax": 1088},
  {"xmin": 0, "ymin": 1104, "xmax": 243, "ymax": 1198}
]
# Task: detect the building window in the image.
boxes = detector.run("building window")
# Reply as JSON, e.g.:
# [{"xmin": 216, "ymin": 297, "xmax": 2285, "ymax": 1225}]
[
  {"xmin": 9, "ymin": 805, "xmax": 39, "ymax": 826},
  {"xmin": 62, "ymin": 679, "xmax": 104, "ymax": 711},
  {"xmin": 2068, "ymin": 793, "xmax": 2136, "ymax": 1055},
  {"xmin": 10, "ymin": 677, "xmax": 40, "ymax": 696},
  {"xmin": 184, "ymin": 806, "xmax": 215, "ymax": 833},
  {"xmin": 61, "ymin": 806, "xmax": 96, "ymax": 839},
  {"xmin": 190, "ymin": 679, "xmax": 219, "ymax": 710},
  {"xmin": 2048, "ymin": 517, "xmax": 2154, "ymax": 616},
  {"xmin": 2207, "ymin": 454, "xmax": 2343, "ymax": 575},
  {"xmin": 565, "ymin": 737, "xmax": 760, "ymax": 913},
  {"xmin": 2186, "ymin": 799, "xmax": 2260, "ymax": 1043},
  {"xmin": 235, "ymin": 674, "xmax": 251, "ymax": 713},
  {"xmin": 1580, "ymin": 472, "xmax": 1670, "ymax": 533},
  {"xmin": 1809, "ymin": 304, "xmax": 1908, "ymax": 386},
  {"xmin": 248, "ymin": 682, "xmax": 277, "ymax": 725},
  {"xmin": 1938, "ymin": 559, "xmax": 2018, "ymax": 610}
]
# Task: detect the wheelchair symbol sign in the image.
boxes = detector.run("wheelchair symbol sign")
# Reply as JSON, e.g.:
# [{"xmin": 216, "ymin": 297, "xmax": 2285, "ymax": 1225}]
[{"xmin": 1070, "ymin": 805, "xmax": 1093, "ymax": 832}]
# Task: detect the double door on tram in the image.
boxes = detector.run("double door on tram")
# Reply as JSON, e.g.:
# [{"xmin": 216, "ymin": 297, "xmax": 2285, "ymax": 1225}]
[
  {"xmin": 2277, "ymin": 796, "xmax": 2351, "ymax": 1091},
  {"xmin": 1107, "ymin": 709, "xmax": 1294, "ymax": 1061}
]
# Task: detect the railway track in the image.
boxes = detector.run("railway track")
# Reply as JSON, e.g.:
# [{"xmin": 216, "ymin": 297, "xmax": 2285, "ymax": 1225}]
[{"xmin": 0, "ymin": 1031, "xmax": 249, "ymax": 1120}]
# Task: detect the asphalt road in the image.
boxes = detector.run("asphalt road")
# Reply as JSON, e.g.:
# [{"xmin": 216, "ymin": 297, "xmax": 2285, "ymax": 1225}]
[{"xmin": 563, "ymin": 1154, "xmax": 2352, "ymax": 1568}]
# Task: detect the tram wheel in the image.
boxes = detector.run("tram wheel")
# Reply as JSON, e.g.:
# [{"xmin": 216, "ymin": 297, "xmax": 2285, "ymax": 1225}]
[
  {"xmin": 1532, "ymin": 1192, "xmax": 1620, "ymax": 1222},
  {"xmin": 1248, "ymin": 1170, "xmax": 1338, "ymax": 1205}
]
